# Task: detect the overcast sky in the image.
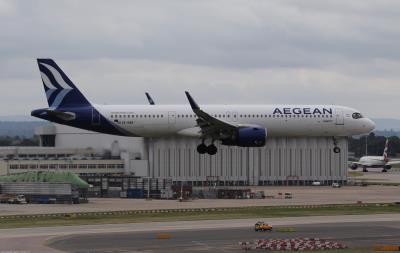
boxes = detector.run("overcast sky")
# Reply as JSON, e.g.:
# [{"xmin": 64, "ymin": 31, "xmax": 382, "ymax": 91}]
[{"xmin": 1, "ymin": 0, "xmax": 400, "ymax": 118}]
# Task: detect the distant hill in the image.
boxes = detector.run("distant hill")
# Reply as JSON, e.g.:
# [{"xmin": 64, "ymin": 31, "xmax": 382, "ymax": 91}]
[
  {"xmin": 0, "ymin": 115, "xmax": 40, "ymax": 121},
  {"xmin": 372, "ymin": 118, "xmax": 400, "ymax": 131},
  {"xmin": 0, "ymin": 121, "xmax": 47, "ymax": 137},
  {"xmin": 373, "ymin": 130, "xmax": 400, "ymax": 138}
]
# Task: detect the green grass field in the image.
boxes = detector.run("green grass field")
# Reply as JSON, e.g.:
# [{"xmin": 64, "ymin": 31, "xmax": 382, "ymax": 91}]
[
  {"xmin": 0, "ymin": 203, "xmax": 399, "ymax": 229},
  {"xmin": 348, "ymin": 171, "xmax": 364, "ymax": 177}
]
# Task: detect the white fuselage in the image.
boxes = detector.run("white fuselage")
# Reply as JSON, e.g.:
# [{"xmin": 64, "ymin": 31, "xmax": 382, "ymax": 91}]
[
  {"xmin": 95, "ymin": 104, "xmax": 375, "ymax": 138},
  {"xmin": 358, "ymin": 156, "xmax": 386, "ymax": 167}
]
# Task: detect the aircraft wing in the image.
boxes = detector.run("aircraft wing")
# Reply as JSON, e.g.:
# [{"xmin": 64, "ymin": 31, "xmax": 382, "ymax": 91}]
[
  {"xmin": 184, "ymin": 91, "xmax": 238, "ymax": 140},
  {"xmin": 388, "ymin": 159, "xmax": 400, "ymax": 166}
]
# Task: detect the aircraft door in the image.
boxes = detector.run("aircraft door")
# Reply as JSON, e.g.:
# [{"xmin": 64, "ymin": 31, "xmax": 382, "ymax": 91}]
[
  {"xmin": 335, "ymin": 109, "xmax": 344, "ymax": 125},
  {"xmin": 226, "ymin": 111, "xmax": 231, "ymax": 122},
  {"xmin": 231, "ymin": 111, "xmax": 238, "ymax": 122},
  {"xmin": 92, "ymin": 108, "xmax": 101, "ymax": 125},
  {"xmin": 168, "ymin": 111, "xmax": 176, "ymax": 125}
]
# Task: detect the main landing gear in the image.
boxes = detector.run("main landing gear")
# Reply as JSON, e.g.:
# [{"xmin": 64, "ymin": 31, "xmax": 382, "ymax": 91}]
[
  {"xmin": 332, "ymin": 137, "xmax": 341, "ymax": 154},
  {"xmin": 197, "ymin": 141, "xmax": 218, "ymax": 155},
  {"xmin": 382, "ymin": 165, "xmax": 391, "ymax": 173}
]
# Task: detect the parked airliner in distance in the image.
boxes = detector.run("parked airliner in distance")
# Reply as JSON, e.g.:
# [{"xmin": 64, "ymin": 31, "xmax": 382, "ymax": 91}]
[
  {"xmin": 31, "ymin": 59, "xmax": 375, "ymax": 155},
  {"xmin": 351, "ymin": 139, "xmax": 400, "ymax": 172}
]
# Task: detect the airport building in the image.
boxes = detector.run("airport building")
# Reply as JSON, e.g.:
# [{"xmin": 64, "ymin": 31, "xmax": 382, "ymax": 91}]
[{"xmin": 0, "ymin": 123, "xmax": 348, "ymax": 186}]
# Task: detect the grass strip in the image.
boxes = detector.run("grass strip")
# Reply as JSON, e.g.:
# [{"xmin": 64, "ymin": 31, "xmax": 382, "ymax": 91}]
[
  {"xmin": 348, "ymin": 171, "xmax": 364, "ymax": 177},
  {"xmin": 0, "ymin": 203, "xmax": 399, "ymax": 229}
]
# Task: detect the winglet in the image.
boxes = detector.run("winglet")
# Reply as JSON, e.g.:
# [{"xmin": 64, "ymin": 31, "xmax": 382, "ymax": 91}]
[
  {"xmin": 145, "ymin": 92, "xmax": 155, "ymax": 105},
  {"xmin": 185, "ymin": 91, "xmax": 200, "ymax": 110}
]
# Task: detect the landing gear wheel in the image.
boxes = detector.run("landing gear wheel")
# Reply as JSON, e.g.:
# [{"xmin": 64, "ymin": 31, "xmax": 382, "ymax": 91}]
[
  {"xmin": 207, "ymin": 144, "xmax": 218, "ymax": 155},
  {"xmin": 197, "ymin": 143, "xmax": 207, "ymax": 154},
  {"xmin": 382, "ymin": 169, "xmax": 387, "ymax": 173},
  {"xmin": 332, "ymin": 137, "xmax": 340, "ymax": 154},
  {"xmin": 362, "ymin": 167, "xmax": 368, "ymax": 172}
]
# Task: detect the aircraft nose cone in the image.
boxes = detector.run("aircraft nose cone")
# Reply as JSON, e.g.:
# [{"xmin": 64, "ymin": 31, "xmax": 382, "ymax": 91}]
[{"xmin": 364, "ymin": 118, "xmax": 376, "ymax": 132}]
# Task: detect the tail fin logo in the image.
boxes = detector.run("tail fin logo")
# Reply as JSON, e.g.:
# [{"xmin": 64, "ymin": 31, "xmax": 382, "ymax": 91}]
[
  {"xmin": 383, "ymin": 138, "xmax": 389, "ymax": 163},
  {"xmin": 39, "ymin": 62, "xmax": 73, "ymax": 109}
]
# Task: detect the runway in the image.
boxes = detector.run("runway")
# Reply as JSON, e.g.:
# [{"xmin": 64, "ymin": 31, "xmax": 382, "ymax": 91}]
[
  {"xmin": 48, "ymin": 221, "xmax": 400, "ymax": 253},
  {"xmin": 1, "ymin": 214, "xmax": 400, "ymax": 253}
]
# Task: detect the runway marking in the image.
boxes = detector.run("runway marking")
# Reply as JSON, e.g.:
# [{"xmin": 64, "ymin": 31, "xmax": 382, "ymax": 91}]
[{"xmin": 192, "ymin": 241, "xmax": 208, "ymax": 246}]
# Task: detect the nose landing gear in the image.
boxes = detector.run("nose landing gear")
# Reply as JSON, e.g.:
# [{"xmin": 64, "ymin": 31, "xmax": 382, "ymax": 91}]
[{"xmin": 332, "ymin": 137, "xmax": 341, "ymax": 153}]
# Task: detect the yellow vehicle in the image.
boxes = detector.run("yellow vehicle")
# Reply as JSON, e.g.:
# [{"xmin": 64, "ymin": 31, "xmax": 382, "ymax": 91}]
[{"xmin": 255, "ymin": 221, "xmax": 273, "ymax": 231}]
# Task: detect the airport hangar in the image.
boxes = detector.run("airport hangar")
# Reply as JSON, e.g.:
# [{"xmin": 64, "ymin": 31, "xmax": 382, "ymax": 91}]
[{"xmin": 0, "ymin": 123, "xmax": 348, "ymax": 186}]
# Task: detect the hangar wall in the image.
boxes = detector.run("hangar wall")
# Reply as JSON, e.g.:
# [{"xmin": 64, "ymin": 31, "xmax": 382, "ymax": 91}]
[{"xmin": 147, "ymin": 137, "xmax": 348, "ymax": 186}]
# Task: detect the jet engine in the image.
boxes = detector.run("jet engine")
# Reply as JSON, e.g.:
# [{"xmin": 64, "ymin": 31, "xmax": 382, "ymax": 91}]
[{"xmin": 350, "ymin": 164, "xmax": 358, "ymax": 170}]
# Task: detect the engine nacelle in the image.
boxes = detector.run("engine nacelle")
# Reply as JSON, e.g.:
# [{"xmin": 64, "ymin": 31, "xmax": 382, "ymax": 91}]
[
  {"xmin": 350, "ymin": 164, "xmax": 358, "ymax": 170},
  {"xmin": 221, "ymin": 127, "xmax": 266, "ymax": 147},
  {"xmin": 383, "ymin": 165, "xmax": 392, "ymax": 170}
]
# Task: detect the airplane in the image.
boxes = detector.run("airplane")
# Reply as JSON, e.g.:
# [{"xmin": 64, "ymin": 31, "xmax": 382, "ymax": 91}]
[
  {"xmin": 350, "ymin": 138, "xmax": 400, "ymax": 172},
  {"xmin": 31, "ymin": 59, "xmax": 376, "ymax": 155}
]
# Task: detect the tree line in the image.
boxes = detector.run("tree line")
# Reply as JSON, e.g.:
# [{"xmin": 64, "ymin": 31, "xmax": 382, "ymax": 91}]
[
  {"xmin": 0, "ymin": 136, "xmax": 38, "ymax": 146},
  {"xmin": 349, "ymin": 133, "xmax": 400, "ymax": 158}
]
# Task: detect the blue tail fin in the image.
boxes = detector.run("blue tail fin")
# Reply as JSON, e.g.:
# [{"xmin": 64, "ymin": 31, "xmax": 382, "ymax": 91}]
[{"xmin": 37, "ymin": 59, "xmax": 91, "ymax": 109}]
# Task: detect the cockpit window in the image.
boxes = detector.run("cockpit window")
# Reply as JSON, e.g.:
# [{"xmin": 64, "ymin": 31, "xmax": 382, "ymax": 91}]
[{"xmin": 352, "ymin": 112, "xmax": 363, "ymax": 119}]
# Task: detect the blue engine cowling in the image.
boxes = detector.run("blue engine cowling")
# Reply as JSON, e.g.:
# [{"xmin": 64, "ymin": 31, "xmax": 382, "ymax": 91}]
[{"xmin": 222, "ymin": 127, "xmax": 267, "ymax": 147}]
